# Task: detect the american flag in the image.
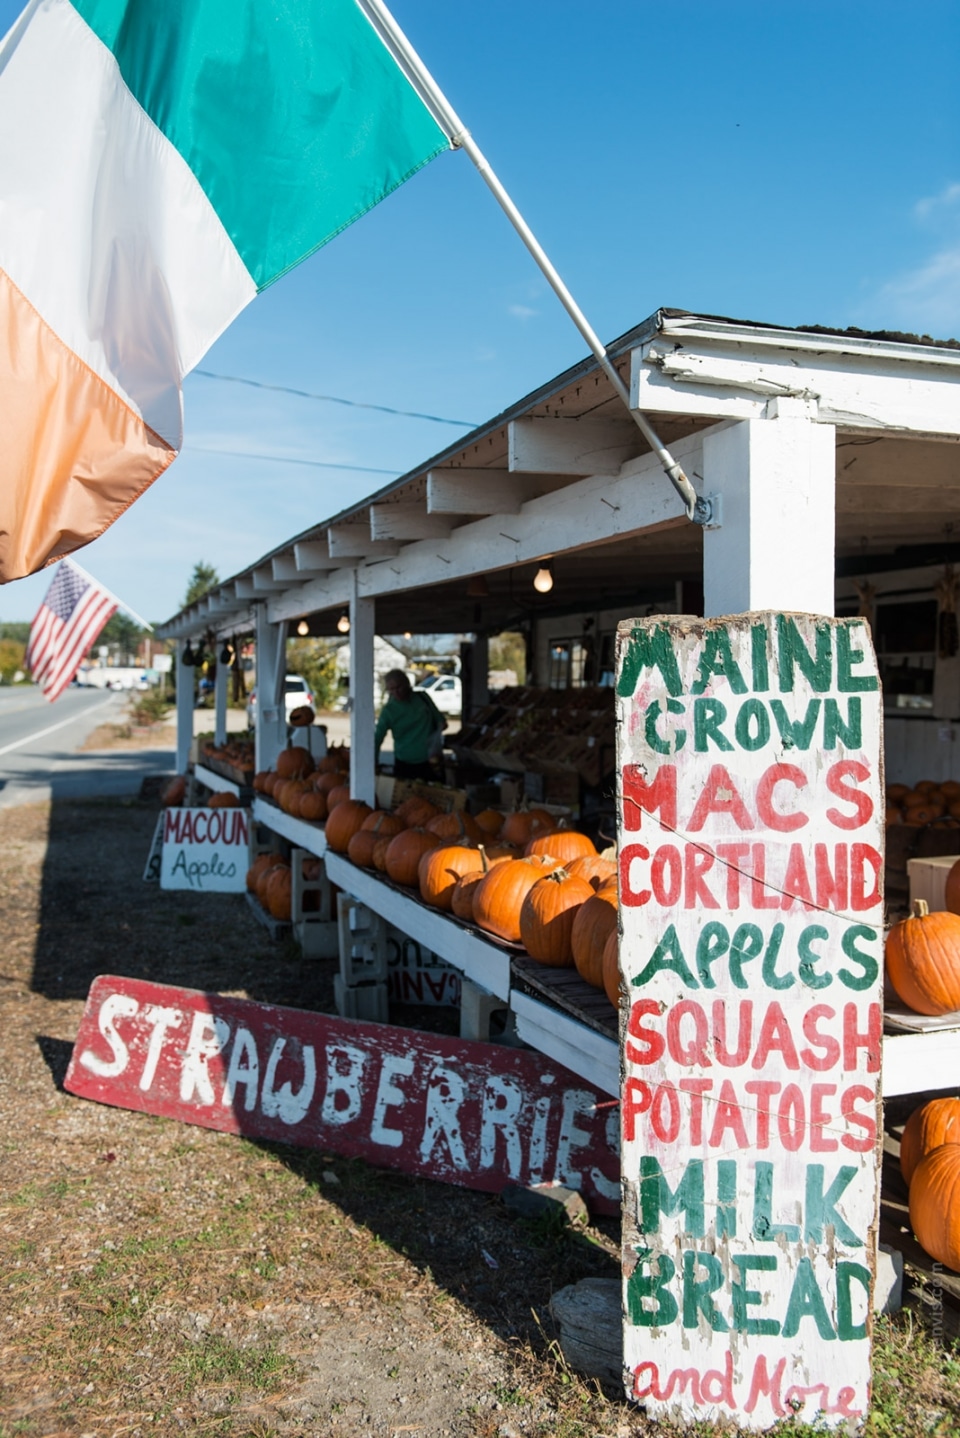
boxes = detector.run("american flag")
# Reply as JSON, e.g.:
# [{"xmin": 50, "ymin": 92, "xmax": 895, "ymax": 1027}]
[{"xmin": 26, "ymin": 561, "xmax": 117, "ymax": 702}]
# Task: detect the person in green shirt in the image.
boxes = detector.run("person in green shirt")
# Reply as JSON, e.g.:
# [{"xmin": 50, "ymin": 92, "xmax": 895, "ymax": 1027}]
[{"xmin": 374, "ymin": 669, "xmax": 445, "ymax": 781}]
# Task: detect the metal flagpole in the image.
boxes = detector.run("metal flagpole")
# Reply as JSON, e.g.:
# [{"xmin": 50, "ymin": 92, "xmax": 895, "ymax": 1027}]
[
  {"xmin": 357, "ymin": 0, "xmax": 704, "ymax": 524},
  {"xmin": 62, "ymin": 557, "xmax": 153, "ymax": 631}
]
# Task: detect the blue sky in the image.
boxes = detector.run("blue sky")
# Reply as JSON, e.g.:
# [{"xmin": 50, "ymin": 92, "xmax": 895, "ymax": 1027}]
[{"xmin": 3, "ymin": 0, "xmax": 959, "ymax": 622}]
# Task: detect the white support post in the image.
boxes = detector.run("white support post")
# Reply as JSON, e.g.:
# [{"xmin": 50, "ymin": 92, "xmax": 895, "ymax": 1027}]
[
  {"xmin": 213, "ymin": 652, "xmax": 229, "ymax": 746},
  {"xmin": 349, "ymin": 574, "xmax": 376, "ymax": 806},
  {"xmin": 254, "ymin": 604, "xmax": 288, "ymax": 774},
  {"xmin": 702, "ymin": 404, "xmax": 836, "ymax": 617},
  {"xmin": 175, "ymin": 641, "xmax": 194, "ymax": 775}
]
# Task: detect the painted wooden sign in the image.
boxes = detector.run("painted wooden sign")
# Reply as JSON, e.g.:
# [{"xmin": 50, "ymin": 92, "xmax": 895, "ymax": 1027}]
[
  {"xmin": 386, "ymin": 928, "xmax": 462, "ymax": 1007},
  {"xmin": 615, "ymin": 613, "xmax": 882, "ymax": 1428},
  {"xmin": 65, "ymin": 975, "xmax": 620, "ymax": 1213},
  {"xmin": 160, "ymin": 807, "xmax": 250, "ymax": 892}
]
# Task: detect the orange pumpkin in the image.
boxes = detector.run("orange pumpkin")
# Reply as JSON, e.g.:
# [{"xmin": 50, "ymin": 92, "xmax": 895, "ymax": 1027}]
[
  {"xmin": 326, "ymin": 783, "xmax": 352, "ymax": 811},
  {"xmin": 519, "ymin": 868, "xmax": 594, "ymax": 966},
  {"xmin": 915, "ymin": 779, "xmax": 941, "ymax": 795},
  {"xmin": 909, "ymin": 1144, "xmax": 960, "ymax": 1270},
  {"xmin": 315, "ymin": 770, "xmax": 347, "ymax": 795},
  {"xmin": 572, "ymin": 887, "xmax": 620, "ymax": 988},
  {"xmin": 419, "ymin": 844, "xmax": 484, "ymax": 910},
  {"xmin": 325, "ymin": 799, "xmax": 373, "ymax": 853},
  {"xmin": 208, "ymin": 791, "xmax": 240, "ymax": 809},
  {"xmin": 280, "ymin": 779, "xmax": 311, "ymax": 815},
  {"xmin": 887, "ymin": 783, "xmax": 910, "ymax": 804},
  {"xmin": 566, "ymin": 853, "xmax": 617, "ymax": 890},
  {"xmin": 256, "ymin": 860, "xmax": 288, "ymax": 908},
  {"xmin": 394, "ymin": 796, "xmax": 440, "ymax": 828},
  {"xmin": 298, "ymin": 790, "xmax": 328, "ymax": 823},
  {"xmin": 348, "ymin": 812, "xmax": 404, "ymax": 868},
  {"xmin": 942, "ymin": 780, "xmax": 960, "ymax": 801},
  {"xmin": 886, "ymin": 899, "xmax": 960, "ymax": 1015},
  {"xmin": 885, "ymin": 805, "xmax": 903, "ymax": 827},
  {"xmin": 601, "ymin": 927, "xmax": 621, "ymax": 1008},
  {"xmin": 261, "ymin": 772, "xmax": 280, "ymax": 797},
  {"xmin": 162, "ymin": 775, "xmax": 187, "ymax": 807},
  {"xmin": 252, "ymin": 771, "xmax": 271, "ymax": 793},
  {"xmin": 318, "ymin": 751, "xmax": 348, "ymax": 774},
  {"xmin": 901, "ymin": 1098, "xmax": 960, "ymax": 1185},
  {"xmin": 905, "ymin": 804, "xmax": 943, "ymax": 826},
  {"xmin": 426, "ymin": 809, "xmax": 483, "ymax": 844},
  {"xmin": 472, "ymin": 854, "xmax": 562, "ymax": 943},
  {"xmin": 246, "ymin": 853, "xmax": 281, "ymax": 893},
  {"xmin": 385, "ymin": 828, "xmax": 441, "ymax": 886},
  {"xmin": 526, "ymin": 827, "xmax": 596, "ymax": 864},
  {"xmin": 276, "ymin": 746, "xmax": 314, "ymax": 780},
  {"xmin": 500, "ymin": 808, "xmax": 555, "ymax": 849},
  {"xmin": 289, "ymin": 704, "xmax": 315, "ymax": 728},
  {"xmin": 371, "ymin": 835, "xmax": 392, "ymax": 871},
  {"xmin": 265, "ymin": 865, "xmax": 293, "ymax": 920},
  {"xmin": 475, "ymin": 808, "xmax": 504, "ymax": 837}
]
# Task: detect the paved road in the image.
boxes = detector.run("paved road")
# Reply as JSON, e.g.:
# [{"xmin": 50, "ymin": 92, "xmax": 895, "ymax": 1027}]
[{"xmin": 0, "ymin": 686, "xmax": 175, "ymax": 809}]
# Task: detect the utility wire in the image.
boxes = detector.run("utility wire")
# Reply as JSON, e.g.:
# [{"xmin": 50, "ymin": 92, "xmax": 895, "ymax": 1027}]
[
  {"xmin": 193, "ymin": 369, "xmax": 477, "ymax": 429},
  {"xmin": 185, "ymin": 445, "xmax": 397, "ymax": 475}
]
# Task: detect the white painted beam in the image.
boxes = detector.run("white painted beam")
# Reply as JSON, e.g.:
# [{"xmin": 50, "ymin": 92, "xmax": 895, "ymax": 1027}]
[
  {"xmin": 349, "ymin": 574, "xmax": 376, "ymax": 807},
  {"xmin": 632, "ymin": 338, "xmax": 960, "ymax": 436},
  {"xmin": 176, "ymin": 641, "xmax": 194, "ymax": 775},
  {"xmin": 235, "ymin": 577, "xmax": 257, "ymax": 599},
  {"xmin": 271, "ymin": 555, "xmax": 304, "ymax": 582},
  {"xmin": 508, "ymin": 416, "xmax": 640, "ymax": 475},
  {"xmin": 327, "ymin": 522, "xmax": 399, "ymax": 559},
  {"xmin": 254, "ymin": 607, "xmax": 288, "ymax": 774},
  {"xmin": 253, "ymin": 565, "xmax": 289, "ymax": 592},
  {"xmin": 355, "ymin": 430, "xmax": 703, "ymax": 604},
  {"xmin": 294, "ymin": 540, "xmax": 338, "ymax": 573},
  {"xmin": 370, "ymin": 503, "xmax": 453, "ymax": 541},
  {"xmin": 702, "ymin": 413, "xmax": 836, "ymax": 616},
  {"xmin": 427, "ymin": 468, "xmax": 552, "ymax": 515},
  {"xmin": 837, "ymin": 485, "xmax": 960, "ymax": 514},
  {"xmin": 213, "ymin": 654, "xmax": 229, "ymax": 747}
]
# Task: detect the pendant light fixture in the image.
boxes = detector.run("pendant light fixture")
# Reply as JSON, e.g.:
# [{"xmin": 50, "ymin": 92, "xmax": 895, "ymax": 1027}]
[
  {"xmin": 337, "ymin": 609, "xmax": 351, "ymax": 634},
  {"xmin": 533, "ymin": 559, "xmax": 554, "ymax": 594},
  {"xmin": 297, "ymin": 619, "xmax": 310, "ymax": 636}
]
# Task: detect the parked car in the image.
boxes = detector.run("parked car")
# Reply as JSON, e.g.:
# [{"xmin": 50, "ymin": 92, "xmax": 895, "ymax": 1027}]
[
  {"xmin": 246, "ymin": 674, "xmax": 314, "ymax": 727},
  {"xmin": 414, "ymin": 673, "xmax": 461, "ymax": 716}
]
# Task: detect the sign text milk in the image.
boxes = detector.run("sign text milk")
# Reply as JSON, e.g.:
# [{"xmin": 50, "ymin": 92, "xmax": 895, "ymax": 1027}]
[{"xmin": 616, "ymin": 613, "xmax": 882, "ymax": 1427}]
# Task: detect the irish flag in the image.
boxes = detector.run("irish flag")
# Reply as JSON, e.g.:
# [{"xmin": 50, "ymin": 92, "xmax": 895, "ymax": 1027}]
[{"xmin": 0, "ymin": 0, "xmax": 452, "ymax": 583}]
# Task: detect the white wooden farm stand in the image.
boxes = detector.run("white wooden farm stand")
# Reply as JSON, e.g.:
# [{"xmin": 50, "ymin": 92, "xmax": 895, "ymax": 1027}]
[{"xmin": 158, "ymin": 308, "xmax": 960, "ymax": 1104}]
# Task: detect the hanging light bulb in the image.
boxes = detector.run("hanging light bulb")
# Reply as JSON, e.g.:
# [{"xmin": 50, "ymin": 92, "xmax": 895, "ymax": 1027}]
[
  {"xmin": 182, "ymin": 640, "xmax": 195, "ymax": 666},
  {"xmin": 403, "ymin": 631, "xmax": 412, "ymax": 640},
  {"xmin": 337, "ymin": 609, "xmax": 350, "ymax": 634},
  {"xmin": 297, "ymin": 619, "xmax": 310, "ymax": 636},
  {"xmin": 533, "ymin": 560, "xmax": 554, "ymax": 594}
]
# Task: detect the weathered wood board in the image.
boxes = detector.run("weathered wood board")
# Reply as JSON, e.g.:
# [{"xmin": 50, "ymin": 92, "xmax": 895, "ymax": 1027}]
[
  {"xmin": 160, "ymin": 807, "xmax": 250, "ymax": 892},
  {"xmin": 615, "ymin": 613, "xmax": 883, "ymax": 1427},
  {"xmin": 64, "ymin": 975, "xmax": 620, "ymax": 1213}
]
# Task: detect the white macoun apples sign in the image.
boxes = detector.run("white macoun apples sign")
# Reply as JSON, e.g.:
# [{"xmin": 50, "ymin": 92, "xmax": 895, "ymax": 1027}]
[
  {"xmin": 616, "ymin": 612, "xmax": 882, "ymax": 1428},
  {"xmin": 160, "ymin": 806, "xmax": 250, "ymax": 892}
]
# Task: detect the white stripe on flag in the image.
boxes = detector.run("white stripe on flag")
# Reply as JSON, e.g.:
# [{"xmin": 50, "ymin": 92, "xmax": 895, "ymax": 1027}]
[{"xmin": 43, "ymin": 592, "xmax": 116, "ymax": 700}]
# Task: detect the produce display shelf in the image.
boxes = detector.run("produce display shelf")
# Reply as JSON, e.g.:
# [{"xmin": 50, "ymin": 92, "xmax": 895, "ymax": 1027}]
[
  {"xmin": 194, "ymin": 763, "xmax": 244, "ymax": 798},
  {"xmin": 251, "ymin": 796, "xmax": 327, "ymax": 858},
  {"xmin": 509, "ymin": 991, "xmax": 619, "ymax": 1097},
  {"xmin": 323, "ymin": 852, "xmax": 511, "ymax": 1000}
]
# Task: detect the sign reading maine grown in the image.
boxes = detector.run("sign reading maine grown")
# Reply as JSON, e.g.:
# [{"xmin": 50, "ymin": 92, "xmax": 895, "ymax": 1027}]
[
  {"xmin": 615, "ymin": 613, "xmax": 882, "ymax": 1428},
  {"xmin": 160, "ymin": 806, "xmax": 249, "ymax": 892}
]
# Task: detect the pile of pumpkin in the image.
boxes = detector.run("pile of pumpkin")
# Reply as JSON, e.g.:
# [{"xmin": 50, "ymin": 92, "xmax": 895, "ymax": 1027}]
[
  {"xmin": 886, "ymin": 778, "xmax": 960, "ymax": 828},
  {"xmin": 246, "ymin": 850, "xmax": 325, "ymax": 922},
  {"xmin": 323, "ymin": 790, "xmax": 621, "ymax": 1010},
  {"xmin": 200, "ymin": 735, "xmax": 255, "ymax": 774},
  {"xmin": 899, "ymin": 1096, "xmax": 960, "ymax": 1272},
  {"xmin": 886, "ymin": 895, "xmax": 960, "ymax": 1016},
  {"xmin": 160, "ymin": 775, "xmax": 241, "ymax": 809},
  {"xmin": 251, "ymin": 743, "xmax": 351, "ymax": 822}
]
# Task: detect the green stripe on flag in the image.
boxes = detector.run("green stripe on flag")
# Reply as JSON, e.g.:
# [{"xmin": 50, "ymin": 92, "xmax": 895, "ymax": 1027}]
[{"xmin": 70, "ymin": 0, "xmax": 449, "ymax": 290}]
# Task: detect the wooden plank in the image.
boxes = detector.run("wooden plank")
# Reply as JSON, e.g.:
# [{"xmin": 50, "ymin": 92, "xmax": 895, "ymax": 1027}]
[
  {"xmin": 369, "ymin": 503, "xmax": 453, "ymax": 541},
  {"xmin": 327, "ymin": 522, "xmax": 398, "ymax": 559},
  {"xmin": 193, "ymin": 763, "xmax": 242, "ymax": 798},
  {"xmin": 271, "ymin": 555, "xmax": 302, "ymax": 581},
  {"xmin": 251, "ymin": 796, "xmax": 327, "ymax": 858},
  {"xmin": 65, "ymin": 975, "xmax": 621, "ymax": 1214},
  {"xmin": 616, "ymin": 613, "xmax": 883, "ymax": 1425},
  {"xmin": 252, "ymin": 565, "xmax": 290, "ymax": 592},
  {"xmin": 882, "ymin": 1029, "xmax": 960, "ymax": 1096},
  {"xmin": 509, "ymin": 991, "xmax": 619, "ymax": 1098},
  {"xmin": 509, "ymin": 415, "xmax": 640, "ymax": 475},
  {"xmin": 324, "ymin": 852, "xmax": 512, "ymax": 999},
  {"xmin": 426, "ymin": 468, "xmax": 557, "ymax": 515},
  {"xmin": 294, "ymin": 540, "xmax": 339, "ymax": 573}
]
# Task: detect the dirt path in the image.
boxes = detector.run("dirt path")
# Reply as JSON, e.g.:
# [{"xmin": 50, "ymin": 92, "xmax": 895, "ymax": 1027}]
[
  {"xmin": 0, "ymin": 796, "xmax": 632, "ymax": 1438},
  {"xmin": 2, "ymin": 796, "xmax": 959, "ymax": 1438}
]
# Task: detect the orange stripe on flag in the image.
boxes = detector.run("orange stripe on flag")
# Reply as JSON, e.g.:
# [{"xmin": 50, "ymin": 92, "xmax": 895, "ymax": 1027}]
[{"xmin": 0, "ymin": 269, "xmax": 177, "ymax": 581}]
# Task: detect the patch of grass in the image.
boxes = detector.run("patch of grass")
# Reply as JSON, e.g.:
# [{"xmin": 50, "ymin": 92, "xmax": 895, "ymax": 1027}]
[{"xmin": 175, "ymin": 1334, "xmax": 298, "ymax": 1395}]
